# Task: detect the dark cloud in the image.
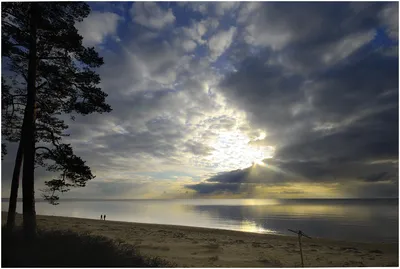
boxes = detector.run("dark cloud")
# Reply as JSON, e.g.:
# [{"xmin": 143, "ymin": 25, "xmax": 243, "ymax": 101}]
[
  {"xmin": 190, "ymin": 2, "xmax": 399, "ymax": 198},
  {"xmin": 186, "ymin": 182, "xmax": 243, "ymax": 195},
  {"xmin": 200, "ymin": 158, "xmax": 397, "ymax": 184},
  {"xmin": 207, "ymin": 169, "xmax": 250, "ymax": 184},
  {"xmin": 276, "ymin": 105, "xmax": 398, "ymax": 164},
  {"xmin": 309, "ymin": 51, "xmax": 398, "ymax": 123},
  {"xmin": 238, "ymin": 2, "xmax": 391, "ymax": 71},
  {"xmin": 220, "ymin": 51, "xmax": 307, "ymax": 146},
  {"xmin": 186, "ymin": 158, "xmax": 398, "ymax": 198},
  {"xmin": 186, "ymin": 155, "xmax": 398, "ymax": 197},
  {"xmin": 93, "ymin": 131, "xmax": 181, "ymax": 159},
  {"xmin": 360, "ymin": 172, "xmax": 397, "ymax": 183}
]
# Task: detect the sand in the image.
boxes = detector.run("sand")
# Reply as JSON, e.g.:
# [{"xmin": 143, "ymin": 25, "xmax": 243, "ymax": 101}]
[{"xmin": 3, "ymin": 213, "xmax": 398, "ymax": 267}]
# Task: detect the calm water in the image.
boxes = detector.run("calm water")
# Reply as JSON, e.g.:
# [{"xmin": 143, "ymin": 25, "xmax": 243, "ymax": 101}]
[{"xmin": 2, "ymin": 198, "xmax": 398, "ymax": 243}]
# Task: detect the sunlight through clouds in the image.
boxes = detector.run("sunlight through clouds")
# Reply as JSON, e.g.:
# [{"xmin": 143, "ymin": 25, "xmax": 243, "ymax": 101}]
[{"xmin": 205, "ymin": 130, "xmax": 275, "ymax": 171}]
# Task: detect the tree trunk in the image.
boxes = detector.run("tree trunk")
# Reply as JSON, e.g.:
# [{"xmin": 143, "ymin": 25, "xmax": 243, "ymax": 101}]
[
  {"xmin": 22, "ymin": 2, "xmax": 38, "ymax": 240},
  {"xmin": 6, "ymin": 141, "xmax": 23, "ymax": 232}
]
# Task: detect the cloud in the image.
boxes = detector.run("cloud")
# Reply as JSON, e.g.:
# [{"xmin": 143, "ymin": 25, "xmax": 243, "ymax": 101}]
[
  {"xmin": 2, "ymin": 2, "xmax": 398, "ymax": 200},
  {"xmin": 208, "ymin": 27, "xmax": 236, "ymax": 61},
  {"xmin": 35, "ymin": 29, "xmax": 252, "ymax": 196},
  {"xmin": 185, "ymin": 2, "xmax": 398, "ymax": 198},
  {"xmin": 239, "ymin": 3, "xmax": 385, "ymax": 51},
  {"xmin": 182, "ymin": 2, "xmax": 240, "ymax": 17},
  {"xmin": 379, "ymin": 2, "xmax": 399, "ymax": 39},
  {"xmin": 131, "ymin": 2, "xmax": 175, "ymax": 30},
  {"xmin": 183, "ymin": 140, "xmax": 214, "ymax": 156},
  {"xmin": 361, "ymin": 172, "xmax": 396, "ymax": 183},
  {"xmin": 237, "ymin": 2, "xmax": 262, "ymax": 24},
  {"xmin": 186, "ymin": 157, "xmax": 398, "ymax": 198},
  {"xmin": 180, "ymin": 18, "xmax": 219, "ymax": 46},
  {"xmin": 215, "ymin": 2, "xmax": 240, "ymax": 16},
  {"xmin": 186, "ymin": 182, "xmax": 244, "ymax": 196},
  {"xmin": 210, "ymin": 39, "xmax": 398, "ymax": 196},
  {"xmin": 219, "ymin": 50, "xmax": 307, "ymax": 145},
  {"xmin": 180, "ymin": 2, "xmax": 210, "ymax": 15},
  {"xmin": 75, "ymin": 11, "xmax": 121, "ymax": 47},
  {"xmin": 320, "ymin": 30, "xmax": 375, "ymax": 65},
  {"xmin": 182, "ymin": 39, "xmax": 197, "ymax": 52},
  {"xmin": 99, "ymin": 38, "xmax": 189, "ymax": 89}
]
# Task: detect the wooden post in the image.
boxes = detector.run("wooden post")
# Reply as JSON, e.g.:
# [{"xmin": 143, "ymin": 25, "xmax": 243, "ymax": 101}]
[
  {"xmin": 288, "ymin": 229, "xmax": 311, "ymax": 267},
  {"xmin": 298, "ymin": 233, "xmax": 304, "ymax": 267}
]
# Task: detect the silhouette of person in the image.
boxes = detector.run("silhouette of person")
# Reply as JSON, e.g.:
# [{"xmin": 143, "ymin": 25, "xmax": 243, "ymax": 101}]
[
  {"xmin": 100, "ymin": 215, "xmax": 103, "ymax": 220},
  {"xmin": 104, "ymin": 214, "xmax": 106, "ymax": 221}
]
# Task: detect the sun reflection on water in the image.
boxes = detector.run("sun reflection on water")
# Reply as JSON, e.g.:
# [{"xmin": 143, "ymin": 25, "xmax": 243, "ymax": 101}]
[
  {"xmin": 239, "ymin": 219, "xmax": 277, "ymax": 234},
  {"xmin": 242, "ymin": 198, "xmax": 281, "ymax": 206}
]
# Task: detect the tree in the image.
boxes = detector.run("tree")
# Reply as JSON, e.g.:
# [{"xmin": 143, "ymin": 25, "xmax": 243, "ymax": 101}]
[
  {"xmin": 2, "ymin": 2, "xmax": 112, "ymax": 239},
  {"xmin": 2, "ymin": 56, "xmax": 25, "ymax": 234},
  {"xmin": 38, "ymin": 143, "xmax": 95, "ymax": 205},
  {"xmin": 3, "ymin": 103, "xmax": 95, "ymax": 231}
]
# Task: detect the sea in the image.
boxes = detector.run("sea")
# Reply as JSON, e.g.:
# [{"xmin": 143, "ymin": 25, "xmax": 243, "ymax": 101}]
[{"xmin": 2, "ymin": 198, "xmax": 398, "ymax": 243}]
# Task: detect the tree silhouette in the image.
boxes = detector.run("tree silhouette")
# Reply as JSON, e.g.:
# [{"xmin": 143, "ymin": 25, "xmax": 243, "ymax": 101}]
[
  {"xmin": 2, "ymin": 2, "xmax": 112, "ymax": 239},
  {"xmin": 37, "ymin": 143, "xmax": 95, "ymax": 206}
]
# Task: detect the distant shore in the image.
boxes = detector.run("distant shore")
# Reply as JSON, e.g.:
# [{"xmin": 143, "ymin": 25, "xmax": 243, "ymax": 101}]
[{"xmin": 2, "ymin": 212, "xmax": 398, "ymax": 267}]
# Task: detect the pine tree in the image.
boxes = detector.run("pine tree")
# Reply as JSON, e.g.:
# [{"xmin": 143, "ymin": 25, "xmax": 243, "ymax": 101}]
[{"xmin": 2, "ymin": 2, "xmax": 112, "ymax": 239}]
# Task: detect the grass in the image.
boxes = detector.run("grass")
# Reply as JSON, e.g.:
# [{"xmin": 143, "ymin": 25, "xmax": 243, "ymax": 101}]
[{"xmin": 2, "ymin": 227, "xmax": 176, "ymax": 267}]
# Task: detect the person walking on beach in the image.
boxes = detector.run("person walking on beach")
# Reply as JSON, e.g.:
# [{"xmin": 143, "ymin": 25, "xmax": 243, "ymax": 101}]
[
  {"xmin": 104, "ymin": 214, "xmax": 106, "ymax": 220},
  {"xmin": 100, "ymin": 215, "xmax": 103, "ymax": 220}
]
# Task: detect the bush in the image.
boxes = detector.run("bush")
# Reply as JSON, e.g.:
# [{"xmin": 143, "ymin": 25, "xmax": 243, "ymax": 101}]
[{"xmin": 2, "ymin": 227, "xmax": 176, "ymax": 267}]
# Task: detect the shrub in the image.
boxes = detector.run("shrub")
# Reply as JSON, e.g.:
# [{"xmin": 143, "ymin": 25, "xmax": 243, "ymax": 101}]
[{"xmin": 2, "ymin": 227, "xmax": 176, "ymax": 267}]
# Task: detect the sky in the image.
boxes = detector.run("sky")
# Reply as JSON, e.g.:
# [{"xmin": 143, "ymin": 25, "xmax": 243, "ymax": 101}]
[{"xmin": 1, "ymin": 1, "xmax": 399, "ymax": 200}]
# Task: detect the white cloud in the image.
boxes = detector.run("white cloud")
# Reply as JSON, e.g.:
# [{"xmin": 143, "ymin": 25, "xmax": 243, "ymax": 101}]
[
  {"xmin": 208, "ymin": 27, "xmax": 237, "ymax": 61},
  {"xmin": 182, "ymin": 40, "xmax": 197, "ymax": 52},
  {"xmin": 244, "ymin": 23, "xmax": 292, "ymax": 50},
  {"xmin": 215, "ymin": 2, "xmax": 240, "ymax": 16},
  {"xmin": 182, "ymin": 21, "xmax": 206, "ymax": 45},
  {"xmin": 131, "ymin": 2, "xmax": 175, "ymax": 30},
  {"xmin": 322, "ymin": 30, "xmax": 375, "ymax": 65},
  {"xmin": 207, "ymin": 18, "xmax": 220, "ymax": 31},
  {"xmin": 180, "ymin": 19, "xmax": 220, "ymax": 47},
  {"xmin": 237, "ymin": 2, "xmax": 262, "ymax": 23},
  {"xmin": 181, "ymin": 2, "xmax": 209, "ymax": 15},
  {"xmin": 379, "ymin": 3, "xmax": 398, "ymax": 39},
  {"xmin": 75, "ymin": 11, "xmax": 121, "ymax": 47}
]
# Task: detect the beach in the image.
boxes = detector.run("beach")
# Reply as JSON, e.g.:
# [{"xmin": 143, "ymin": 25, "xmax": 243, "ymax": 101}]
[{"xmin": 3, "ymin": 212, "xmax": 398, "ymax": 267}]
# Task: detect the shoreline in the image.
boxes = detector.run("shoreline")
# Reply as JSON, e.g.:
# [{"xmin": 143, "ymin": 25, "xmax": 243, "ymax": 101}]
[
  {"xmin": 2, "ymin": 212, "xmax": 398, "ymax": 267},
  {"xmin": 2, "ymin": 211, "xmax": 395, "ymax": 244}
]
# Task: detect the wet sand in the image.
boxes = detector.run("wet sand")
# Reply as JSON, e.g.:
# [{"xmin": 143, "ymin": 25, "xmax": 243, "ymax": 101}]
[{"xmin": 3, "ymin": 212, "xmax": 398, "ymax": 267}]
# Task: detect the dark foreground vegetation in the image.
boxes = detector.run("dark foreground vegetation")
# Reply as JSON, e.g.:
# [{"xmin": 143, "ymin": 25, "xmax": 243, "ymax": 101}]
[{"xmin": 2, "ymin": 227, "xmax": 176, "ymax": 267}]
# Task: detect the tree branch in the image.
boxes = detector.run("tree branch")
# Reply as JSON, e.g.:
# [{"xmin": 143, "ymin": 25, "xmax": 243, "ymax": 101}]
[
  {"xmin": 2, "ymin": 10, "xmax": 26, "ymax": 24},
  {"xmin": 10, "ymin": 94, "xmax": 27, "ymax": 97},
  {"xmin": 35, "ymin": 146, "xmax": 53, "ymax": 155},
  {"xmin": 38, "ymin": 56, "xmax": 68, "ymax": 60},
  {"xmin": 36, "ymin": 126, "xmax": 61, "ymax": 147},
  {"xmin": 21, "ymin": 72, "xmax": 28, "ymax": 83},
  {"xmin": 4, "ymin": 41, "xmax": 27, "ymax": 48},
  {"xmin": 36, "ymin": 81, "xmax": 47, "ymax": 90}
]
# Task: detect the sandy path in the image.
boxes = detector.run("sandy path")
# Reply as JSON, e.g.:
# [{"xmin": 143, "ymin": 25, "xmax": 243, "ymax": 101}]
[{"xmin": 3, "ymin": 213, "xmax": 398, "ymax": 267}]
